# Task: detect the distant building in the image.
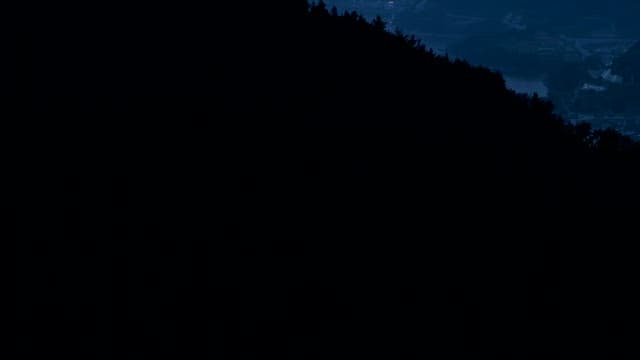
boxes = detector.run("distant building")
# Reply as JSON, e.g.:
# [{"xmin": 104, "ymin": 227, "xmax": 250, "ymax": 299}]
[{"xmin": 581, "ymin": 83, "xmax": 607, "ymax": 92}]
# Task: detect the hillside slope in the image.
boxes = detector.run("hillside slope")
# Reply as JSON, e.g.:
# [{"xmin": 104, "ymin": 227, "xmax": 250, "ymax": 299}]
[{"xmin": 9, "ymin": 2, "xmax": 640, "ymax": 359}]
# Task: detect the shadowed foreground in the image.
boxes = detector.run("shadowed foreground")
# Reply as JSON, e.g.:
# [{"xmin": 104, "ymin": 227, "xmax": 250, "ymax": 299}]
[{"xmin": 9, "ymin": 2, "xmax": 640, "ymax": 359}]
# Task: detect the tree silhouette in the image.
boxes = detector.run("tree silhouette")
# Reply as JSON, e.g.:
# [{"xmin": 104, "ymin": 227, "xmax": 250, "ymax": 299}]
[
  {"xmin": 10, "ymin": 2, "xmax": 640, "ymax": 359},
  {"xmin": 372, "ymin": 15, "xmax": 386, "ymax": 32}
]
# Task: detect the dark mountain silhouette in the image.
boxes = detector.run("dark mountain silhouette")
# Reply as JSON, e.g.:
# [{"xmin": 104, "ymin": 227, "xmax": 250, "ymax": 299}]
[{"xmin": 10, "ymin": 1, "xmax": 640, "ymax": 359}]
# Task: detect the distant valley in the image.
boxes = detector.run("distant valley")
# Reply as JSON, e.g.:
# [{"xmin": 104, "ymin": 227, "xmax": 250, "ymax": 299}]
[{"xmin": 327, "ymin": 0, "xmax": 640, "ymax": 138}]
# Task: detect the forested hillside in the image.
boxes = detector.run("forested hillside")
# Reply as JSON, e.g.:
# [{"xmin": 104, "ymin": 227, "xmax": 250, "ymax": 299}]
[{"xmin": 10, "ymin": 1, "xmax": 640, "ymax": 359}]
